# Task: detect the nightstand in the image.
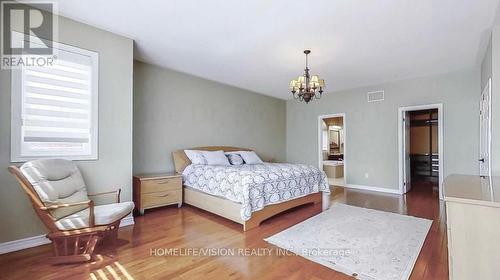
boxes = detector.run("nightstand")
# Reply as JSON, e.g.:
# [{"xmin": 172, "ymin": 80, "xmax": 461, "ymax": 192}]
[{"xmin": 133, "ymin": 173, "xmax": 183, "ymax": 215}]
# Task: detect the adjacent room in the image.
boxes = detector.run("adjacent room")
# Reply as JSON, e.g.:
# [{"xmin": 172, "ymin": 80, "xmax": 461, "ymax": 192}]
[
  {"xmin": 320, "ymin": 115, "xmax": 345, "ymax": 189},
  {"xmin": 408, "ymin": 109, "xmax": 440, "ymax": 195},
  {"xmin": 1, "ymin": 1, "xmax": 500, "ymax": 280}
]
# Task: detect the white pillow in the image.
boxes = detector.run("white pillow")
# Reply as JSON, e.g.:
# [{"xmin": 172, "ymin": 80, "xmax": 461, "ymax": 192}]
[
  {"xmin": 201, "ymin": 150, "xmax": 231, "ymax": 165},
  {"xmin": 184, "ymin": 150, "xmax": 207, "ymax": 165},
  {"xmin": 239, "ymin": 151, "xmax": 264, "ymax": 164}
]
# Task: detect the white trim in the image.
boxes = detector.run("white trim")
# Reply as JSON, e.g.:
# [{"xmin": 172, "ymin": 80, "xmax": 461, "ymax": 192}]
[
  {"xmin": 479, "ymin": 78, "xmax": 492, "ymax": 176},
  {"xmin": 488, "ymin": 78, "xmax": 492, "ymax": 176},
  {"xmin": 0, "ymin": 234, "xmax": 50, "ymax": 255},
  {"xmin": 317, "ymin": 113, "xmax": 346, "ymax": 187},
  {"xmin": 487, "ymin": 77, "xmax": 492, "ymax": 176},
  {"xmin": 0, "ymin": 215, "xmax": 135, "ymax": 254},
  {"xmin": 345, "ymin": 184, "xmax": 401, "ymax": 195},
  {"xmin": 398, "ymin": 103, "xmax": 444, "ymax": 199}
]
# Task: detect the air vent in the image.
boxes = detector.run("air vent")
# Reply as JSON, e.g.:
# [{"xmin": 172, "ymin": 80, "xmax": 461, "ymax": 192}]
[{"xmin": 367, "ymin": 90, "xmax": 384, "ymax": 102}]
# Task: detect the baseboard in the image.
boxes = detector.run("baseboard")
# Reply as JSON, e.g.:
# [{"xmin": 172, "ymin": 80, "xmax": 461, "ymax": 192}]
[
  {"xmin": 345, "ymin": 184, "xmax": 402, "ymax": 195},
  {"xmin": 0, "ymin": 234, "xmax": 50, "ymax": 255},
  {"xmin": 0, "ymin": 215, "xmax": 135, "ymax": 255}
]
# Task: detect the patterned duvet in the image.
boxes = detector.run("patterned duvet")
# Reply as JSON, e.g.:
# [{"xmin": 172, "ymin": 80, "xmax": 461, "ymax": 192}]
[{"xmin": 182, "ymin": 163, "xmax": 330, "ymax": 221}]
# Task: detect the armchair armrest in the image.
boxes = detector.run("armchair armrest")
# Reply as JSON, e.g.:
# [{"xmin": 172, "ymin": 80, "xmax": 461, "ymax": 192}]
[
  {"xmin": 88, "ymin": 188, "xmax": 121, "ymax": 204},
  {"xmin": 40, "ymin": 200, "xmax": 95, "ymax": 227}
]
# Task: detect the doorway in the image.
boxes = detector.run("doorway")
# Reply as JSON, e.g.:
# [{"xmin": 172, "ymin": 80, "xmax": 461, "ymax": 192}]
[
  {"xmin": 398, "ymin": 104, "xmax": 443, "ymax": 199},
  {"xmin": 318, "ymin": 114, "xmax": 346, "ymax": 192}
]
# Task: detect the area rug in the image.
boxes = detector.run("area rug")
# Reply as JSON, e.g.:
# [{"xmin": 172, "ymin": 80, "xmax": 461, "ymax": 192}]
[{"xmin": 264, "ymin": 203, "xmax": 432, "ymax": 280}]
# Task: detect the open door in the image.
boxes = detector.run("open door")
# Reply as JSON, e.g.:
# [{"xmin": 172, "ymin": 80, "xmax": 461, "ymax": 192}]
[
  {"xmin": 403, "ymin": 111, "xmax": 412, "ymax": 193},
  {"xmin": 479, "ymin": 78, "xmax": 492, "ymax": 177},
  {"xmin": 399, "ymin": 104, "xmax": 442, "ymax": 197}
]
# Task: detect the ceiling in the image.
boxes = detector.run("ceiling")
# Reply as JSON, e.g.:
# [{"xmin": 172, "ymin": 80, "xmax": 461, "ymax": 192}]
[
  {"xmin": 53, "ymin": 0, "xmax": 499, "ymax": 99},
  {"xmin": 323, "ymin": 117, "xmax": 343, "ymax": 128}
]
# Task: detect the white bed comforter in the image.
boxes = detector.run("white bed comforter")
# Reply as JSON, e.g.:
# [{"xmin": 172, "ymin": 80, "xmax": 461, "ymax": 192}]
[{"xmin": 182, "ymin": 163, "xmax": 329, "ymax": 221}]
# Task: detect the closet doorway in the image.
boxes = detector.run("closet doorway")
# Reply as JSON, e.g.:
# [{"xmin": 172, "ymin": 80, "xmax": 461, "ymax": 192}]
[{"xmin": 398, "ymin": 104, "xmax": 443, "ymax": 199}]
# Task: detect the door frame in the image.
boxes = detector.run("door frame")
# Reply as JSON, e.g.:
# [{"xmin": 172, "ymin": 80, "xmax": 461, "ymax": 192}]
[
  {"xmin": 479, "ymin": 78, "xmax": 492, "ymax": 177},
  {"xmin": 318, "ymin": 113, "xmax": 347, "ymax": 187},
  {"xmin": 398, "ymin": 103, "xmax": 444, "ymax": 199}
]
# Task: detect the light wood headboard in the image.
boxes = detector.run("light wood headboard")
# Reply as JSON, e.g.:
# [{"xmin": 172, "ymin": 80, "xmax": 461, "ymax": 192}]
[{"xmin": 172, "ymin": 146, "xmax": 253, "ymax": 174}]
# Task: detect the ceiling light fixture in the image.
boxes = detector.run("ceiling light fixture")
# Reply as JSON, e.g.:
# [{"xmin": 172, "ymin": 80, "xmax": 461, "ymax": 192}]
[{"xmin": 289, "ymin": 50, "xmax": 325, "ymax": 103}]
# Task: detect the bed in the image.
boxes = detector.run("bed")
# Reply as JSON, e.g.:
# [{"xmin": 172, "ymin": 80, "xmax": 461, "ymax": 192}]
[{"xmin": 172, "ymin": 146, "xmax": 330, "ymax": 231}]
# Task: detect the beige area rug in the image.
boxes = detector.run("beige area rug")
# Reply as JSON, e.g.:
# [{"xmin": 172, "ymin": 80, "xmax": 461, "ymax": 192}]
[{"xmin": 265, "ymin": 203, "xmax": 432, "ymax": 280}]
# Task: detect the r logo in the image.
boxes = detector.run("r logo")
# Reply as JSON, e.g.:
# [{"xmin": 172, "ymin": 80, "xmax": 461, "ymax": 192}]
[{"xmin": 1, "ymin": 1, "xmax": 54, "ymax": 55}]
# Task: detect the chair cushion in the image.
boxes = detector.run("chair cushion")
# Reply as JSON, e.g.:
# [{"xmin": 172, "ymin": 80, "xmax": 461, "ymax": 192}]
[
  {"xmin": 20, "ymin": 159, "xmax": 89, "ymax": 219},
  {"xmin": 55, "ymin": 201, "xmax": 135, "ymax": 230}
]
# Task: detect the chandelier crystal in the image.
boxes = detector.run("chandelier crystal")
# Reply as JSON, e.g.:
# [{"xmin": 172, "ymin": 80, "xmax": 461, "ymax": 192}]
[{"xmin": 289, "ymin": 50, "xmax": 325, "ymax": 103}]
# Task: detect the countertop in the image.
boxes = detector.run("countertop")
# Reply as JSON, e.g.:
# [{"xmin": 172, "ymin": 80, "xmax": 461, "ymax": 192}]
[{"xmin": 443, "ymin": 174, "xmax": 500, "ymax": 208}]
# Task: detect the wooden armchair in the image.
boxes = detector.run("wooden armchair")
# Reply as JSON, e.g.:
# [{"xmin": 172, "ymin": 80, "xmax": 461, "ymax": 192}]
[{"xmin": 8, "ymin": 159, "xmax": 134, "ymax": 264}]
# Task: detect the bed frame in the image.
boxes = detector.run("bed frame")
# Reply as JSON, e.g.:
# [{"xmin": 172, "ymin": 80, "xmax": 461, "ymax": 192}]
[{"xmin": 172, "ymin": 146, "xmax": 323, "ymax": 231}]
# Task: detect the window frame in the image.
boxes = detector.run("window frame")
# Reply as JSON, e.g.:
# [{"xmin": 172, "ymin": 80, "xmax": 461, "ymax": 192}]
[{"xmin": 10, "ymin": 32, "xmax": 99, "ymax": 162}]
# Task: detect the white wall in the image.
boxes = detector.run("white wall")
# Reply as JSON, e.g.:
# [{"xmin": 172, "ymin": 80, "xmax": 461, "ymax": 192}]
[
  {"xmin": 287, "ymin": 69, "xmax": 480, "ymax": 191},
  {"xmin": 0, "ymin": 15, "xmax": 134, "ymax": 243}
]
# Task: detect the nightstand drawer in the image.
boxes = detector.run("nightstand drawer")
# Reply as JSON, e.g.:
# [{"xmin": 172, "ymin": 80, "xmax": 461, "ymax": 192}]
[
  {"xmin": 141, "ymin": 190, "xmax": 181, "ymax": 208},
  {"xmin": 141, "ymin": 177, "xmax": 181, "ymax": 194},
  {"xmin": 133, "ymin": 173, "xmax": 183, "ymax": 215}
]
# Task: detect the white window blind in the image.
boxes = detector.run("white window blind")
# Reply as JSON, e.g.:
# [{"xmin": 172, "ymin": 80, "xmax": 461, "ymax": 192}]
[{"xmin": 11, "ymin": 33, "xmax": 99, "ymax": 161}]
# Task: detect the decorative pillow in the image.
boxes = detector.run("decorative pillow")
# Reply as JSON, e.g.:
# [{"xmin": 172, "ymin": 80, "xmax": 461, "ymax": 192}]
[
  {"xmin": 201, "ymin": 150, "xmax": 231, "ymax": 165},
  {"xmin": 226, "ymin": 153, "xmax": 244, "ymax": 165},
  {"xmin": 184, "ymin": 150, "xmax": 207, "ymax": 165},
  {"xmin": 239, "ymin": 151, "xmax": 264, "ymax": 164}
]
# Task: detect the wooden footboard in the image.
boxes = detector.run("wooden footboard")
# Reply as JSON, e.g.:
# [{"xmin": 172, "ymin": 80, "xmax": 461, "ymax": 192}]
[
  {"xmin": 243, "ymin": 192, "xmax": 322, "ymax": 231},
  {"xmin": 183, "ymin": 188, "xmax": 323, "ymax": 231}
]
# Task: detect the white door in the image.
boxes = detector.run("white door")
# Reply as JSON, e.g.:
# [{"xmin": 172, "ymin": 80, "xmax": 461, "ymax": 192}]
[
  {"xmin": 479, "ymin": 78, "xmax": 492, "ymax": 176},
  {"xmin": 403, "ymin": 111, "xmax": 412, "ymax": 193}
]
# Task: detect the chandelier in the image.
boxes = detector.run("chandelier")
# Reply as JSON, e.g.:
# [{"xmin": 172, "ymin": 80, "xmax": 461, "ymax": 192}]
[{"xmin": 289, "ymin": 50, "xmax": 325, "ymax": 103}]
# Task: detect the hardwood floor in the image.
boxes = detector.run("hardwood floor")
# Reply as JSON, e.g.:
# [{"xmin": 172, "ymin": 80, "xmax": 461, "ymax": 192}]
[{"xmin": 0, "ymin": 182, "xmax": 447, "ymax": 280}]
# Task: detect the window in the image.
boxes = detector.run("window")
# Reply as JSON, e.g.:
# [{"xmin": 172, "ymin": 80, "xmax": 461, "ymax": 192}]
[{"xmin": 11, "ymin": 33, "xmax": 99, "ymax": 162}]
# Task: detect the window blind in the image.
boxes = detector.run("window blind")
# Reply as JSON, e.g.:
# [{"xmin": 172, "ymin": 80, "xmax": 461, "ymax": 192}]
[
  {"xmin": 21, "ymin": 50, "xmax": 93, "ymax": 154},
  {"xmin": 11, "ymin": 33, "xmax": 99, "ymax": 161}
]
